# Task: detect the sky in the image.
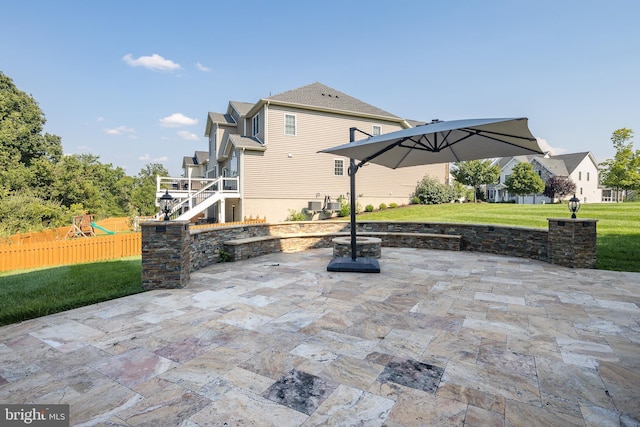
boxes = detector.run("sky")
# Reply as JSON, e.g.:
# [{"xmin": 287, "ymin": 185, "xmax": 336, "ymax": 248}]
[{"xmin": 2, "ymin": 0, "xmax": 639, "ymax": 177}]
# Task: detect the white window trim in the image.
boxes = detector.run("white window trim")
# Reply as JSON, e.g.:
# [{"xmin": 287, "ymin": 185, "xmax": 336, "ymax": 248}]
[
  {"xmin": 284, "ymin": 114, "xmax": 296, "ymax": 136},
  {"xmin": 334, "ymin": 158, "xmax": 344, "ymax": 176},
  {"xmin": 372, "ymin": 124, "xmax": 381, "ymax": 136}
]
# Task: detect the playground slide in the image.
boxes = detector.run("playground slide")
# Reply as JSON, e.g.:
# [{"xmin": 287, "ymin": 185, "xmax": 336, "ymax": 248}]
[{"xmin": 90, "ymin": 222, "xmax": 115, "ymax": 235}]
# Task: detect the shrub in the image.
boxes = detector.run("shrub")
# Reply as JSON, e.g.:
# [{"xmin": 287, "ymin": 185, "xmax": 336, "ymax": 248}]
[
  {"xmin": 379, "ymin": 203, "xmax": 387, "ymax": 210},
  {"xmin": 286, "ymin": 209, "xmax": 308, "ymax": 221},
  {"xmin": 389, "ymin": 202, "xmax": 398, "ymax": 209},
  {"xmin": 411, "ymin": 196, "xmax": 420, "ymax": 205},
  {"xmin": 413, "ymin": 175, "xmax": 456, "ymax": 205},
  {"xmin": 338, "ymin": 201, "xmax": 351, "ymax": 217},
  {"xmin": 365, "ymin": 204, "xmax": 374, "ymax": 212}
]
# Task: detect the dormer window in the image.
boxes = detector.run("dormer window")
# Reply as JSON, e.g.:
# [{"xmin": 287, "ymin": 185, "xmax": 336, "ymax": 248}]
[{"xmin": 252, "ymin": 114, "xmax": 260, "ymax": 136}]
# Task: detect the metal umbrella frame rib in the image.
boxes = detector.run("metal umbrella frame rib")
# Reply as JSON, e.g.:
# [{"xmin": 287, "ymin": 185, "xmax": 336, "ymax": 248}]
[{"xmin": 320, "ymin": 117, "xmax": 544, "ymax": 273}]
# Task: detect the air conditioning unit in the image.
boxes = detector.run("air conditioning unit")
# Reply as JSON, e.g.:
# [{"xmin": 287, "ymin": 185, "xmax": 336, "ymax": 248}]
[
  {"xmin": 326, "ymin": 202, "xmax": 340, "ymax": 211},
  {"xmin": 308, "ymin": 201, "xmax": 322, "ymax": 211}
]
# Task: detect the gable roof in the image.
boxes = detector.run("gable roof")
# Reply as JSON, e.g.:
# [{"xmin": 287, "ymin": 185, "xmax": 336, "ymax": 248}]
[
  {"xmin": 247, "ymin": 82, "xmax": 408, "ymax": 124},
  {"xmin": 549, "ymin": 152, "xmax": 595, "ymax": 174},
  {"xmin": 182, "ymin": 151, "xmax": 209, "ymax": 168},
  {"xmin": 532, "ymin": 157, "xmax": 569, "ymax": 176},
  {"xmin": 208, "ymin": 112, "xmax": 236, "ymax": 125},
  {"xmin": 218, "ymin": 135, "xmax": 266, "ymax": 161},
  {"xmin": 498, "ymin": 152, "xmax": 597, "ymax": 176},
  {"xmin": 229, "ymin": 101, "xmax": 254, "ymax": 117}
]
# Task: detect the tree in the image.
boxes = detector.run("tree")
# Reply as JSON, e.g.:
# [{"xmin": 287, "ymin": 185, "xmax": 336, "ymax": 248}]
[
  {"xmin": 451, "ymin": 160, "xmax": 500, "ymax": 202},
  {"xmin": 543, "ymin": 176, "xmax": 576, "ymax": 202},
  {"xmin": 599, "ymin": 128, "xmax": 640, "ymax": 202},
  {"xmin": 0, "ymin": 71, "xmax": 167, "ymax": 236},
  {"xmin": 0, "ymin": 72, "xmax": 62, "ymax": 166},
  {"xmin": 505, "ymin": 162, "xmax": 544, "ymax": 203},
  {"xmin": 130, "ymin": 163, "xmax": 169, "ymax": 216}
]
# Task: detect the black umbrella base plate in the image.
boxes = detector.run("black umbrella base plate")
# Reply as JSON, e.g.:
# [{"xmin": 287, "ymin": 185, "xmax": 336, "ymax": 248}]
[{"xmin": 326, "ymin": 257, "xmax": 380, "ymax": 273}]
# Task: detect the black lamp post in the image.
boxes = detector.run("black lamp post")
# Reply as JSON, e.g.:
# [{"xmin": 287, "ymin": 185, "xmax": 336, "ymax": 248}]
[
  {"xmin": 568, "ymin": 194, "xmax": 580, "ymax": 219},
  {"xmin": 160, "ymin": 190, "xmax": 173, "ymax": 221}
]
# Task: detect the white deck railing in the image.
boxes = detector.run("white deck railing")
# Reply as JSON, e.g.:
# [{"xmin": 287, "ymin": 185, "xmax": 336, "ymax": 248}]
[{"xmin": 155, "ymin": 176, "xmax": 239, "ymax": 220}]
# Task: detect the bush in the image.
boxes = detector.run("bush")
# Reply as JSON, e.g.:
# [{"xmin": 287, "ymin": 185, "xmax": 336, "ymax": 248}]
[
  {"xmin": 411, "ymin": 196, "xmax": 420, "ymax": 205},
  {"xmin": 379, "ymin": 203, "xmax": 387, "ymax": 210},
  {"xmin": 389, "ymin": 202, "xmax": 398, "ymax": 209},
  {"xmin": 412, "ymin": 175, "xmax": 456, "ymax": 205},
  {"xmin": 365, "ymin": 204, "xmax": 374, "ymax": 212},
  {"xmin": 338, "ymin": 201, "xmax": 351, "ymax": 217},
  {"xmin": 286, "ymin": 209, "xmax": 308, "ymax": 221}
]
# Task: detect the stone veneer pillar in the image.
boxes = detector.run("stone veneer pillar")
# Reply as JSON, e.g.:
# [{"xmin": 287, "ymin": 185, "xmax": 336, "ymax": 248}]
[
  {"xmin": 547, "ymin": 218, "xmax": 598, "ymax": 269},
  {"xmin": 141, "ymin": 220, "xmax": 190, "ymax": 290}
]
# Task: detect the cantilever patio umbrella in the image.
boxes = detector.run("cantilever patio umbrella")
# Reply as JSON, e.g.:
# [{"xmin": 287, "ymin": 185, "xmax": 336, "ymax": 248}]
[{"xmin": 320, "ymin": 117, "xmax": 544, "ymax": 273}]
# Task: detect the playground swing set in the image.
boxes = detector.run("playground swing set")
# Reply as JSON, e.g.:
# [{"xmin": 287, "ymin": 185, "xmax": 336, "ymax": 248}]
[{"xmin": 65, "ymin": 214, "xmax": 115, "ymax": 239}]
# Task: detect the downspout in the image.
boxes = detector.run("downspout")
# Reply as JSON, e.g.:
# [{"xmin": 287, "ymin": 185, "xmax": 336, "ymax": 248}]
[{"xmin": 264, "ymin": 101, "xmax": 269, "ymax": 145}]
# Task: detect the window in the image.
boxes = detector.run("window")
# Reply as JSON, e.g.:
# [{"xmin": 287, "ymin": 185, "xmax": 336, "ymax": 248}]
[
  {"xmin": 372, "ymin": 125, "xmax": 381, "ymax": 136},
  {"xmin": 587, "ymin": 172, "xmax": 590, "ymax": 181},
  {"xmin": 284, "ymin": 114, "xmax": 296, "ymax": 135},
  {"xmin": 252, "ymin": 114, "xmax": 260, "ymax": 136},
  {"xmin": 334, "ymin": 159, "xmax": 344, "ymax": 176},
  {"xmin": 211, "ymin": 131, "xmax": 217, "ymax": 157},
  {"xmin": 578, "ymin": 171, "xmax": 582, "ymax": 180},
  {"xmin": 580, "ymin": 187, "xmax": 583, "ymax": 195}
]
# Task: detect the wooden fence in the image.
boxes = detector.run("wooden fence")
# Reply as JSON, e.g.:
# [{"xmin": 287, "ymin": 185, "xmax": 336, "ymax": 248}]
[
  {"xmin": 0, "ymin": 217, "xmax": 265, "ymax": 272},
  {"xmin": 0, "ymin": 233, "xmax": 142, "ymax": 272}
]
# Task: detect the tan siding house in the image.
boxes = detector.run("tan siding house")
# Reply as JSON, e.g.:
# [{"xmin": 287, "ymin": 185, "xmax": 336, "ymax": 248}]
[{"xmin": 196, "ymin": 82, "xmax": 449, "ymax": 222}]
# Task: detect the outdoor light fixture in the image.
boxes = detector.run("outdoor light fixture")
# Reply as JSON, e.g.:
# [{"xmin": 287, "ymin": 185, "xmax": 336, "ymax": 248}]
[
  {"xmin": 160, "ymin": 190, "xmax": 173, "ymax": 221},
  {"xmin": 568, "ymin": 194, "xmax": 580, "ymax": 219}
]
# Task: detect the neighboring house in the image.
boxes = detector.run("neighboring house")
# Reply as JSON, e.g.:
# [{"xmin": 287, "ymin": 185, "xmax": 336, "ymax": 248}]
[
  {"xmin": 487, "ymin": 152, "xmax": 602, "ymax": 204},
  {"xmin": 158, "ymin": 82, "xmax": 448, "ymax": 222},
  {"xmin": 182, "ymin": 151, "xmax": 209, "ymax": 180}
]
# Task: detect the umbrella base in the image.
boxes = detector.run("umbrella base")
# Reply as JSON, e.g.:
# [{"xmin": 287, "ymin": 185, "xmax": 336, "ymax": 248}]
[{"xmin": 326, "ymin": 257, "xmax": 380, "ymax": 273}]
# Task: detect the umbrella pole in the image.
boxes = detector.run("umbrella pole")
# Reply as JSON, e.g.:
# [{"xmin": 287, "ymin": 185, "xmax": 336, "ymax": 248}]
[
  {"xmin": 349, "ymin": 158, "xmax": 357, "ymax": 261},
  {"xmin": 326, "ymin": 127, "xmax": 380, "ymax": 273}
]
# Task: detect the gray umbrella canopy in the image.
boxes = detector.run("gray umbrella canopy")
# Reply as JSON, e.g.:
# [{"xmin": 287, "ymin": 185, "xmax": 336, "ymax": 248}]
[
  {"xmin": 320, "ymin": 117, "xmax": 543, "ymax": 273},
  {"xmin": 321, "ymin": 118, "xmax": 543, "ymax": 168}
]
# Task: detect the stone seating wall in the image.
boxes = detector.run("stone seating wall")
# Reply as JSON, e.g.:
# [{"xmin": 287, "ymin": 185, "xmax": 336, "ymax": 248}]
[{"xmin": 142, "ymin": 219, "xmax": 597, "ymax": 290}]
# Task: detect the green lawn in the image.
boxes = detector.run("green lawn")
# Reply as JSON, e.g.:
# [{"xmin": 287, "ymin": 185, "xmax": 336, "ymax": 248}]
[
  {"xmin": 353, "ymin": 201, "xmax": 640, "ymax": 272},
  {"xmin": 0, "ymin": 257, "xmax": 142, "ymax": 326},
  {"xmin": 1, "ymin": 202, "xmax": 637, "ymax": 327}
]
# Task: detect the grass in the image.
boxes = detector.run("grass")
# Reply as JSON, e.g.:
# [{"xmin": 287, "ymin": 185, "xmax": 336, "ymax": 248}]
[
  {"xmin": 353, "ymin": 201, "xmax": 640, "ymax": 272},
  {"xmin": 1, "ymin": 202, "xmax": 637, "ymax": 327},
  {"xmin": 0, "ymin": 256, "xmax": 142, "ymax": 327}
]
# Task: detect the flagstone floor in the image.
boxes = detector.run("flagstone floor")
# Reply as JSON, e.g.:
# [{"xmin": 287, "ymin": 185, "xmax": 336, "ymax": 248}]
[{"xmin": 1, "ymin": 248, "xmax": 639, "ymax": 426}]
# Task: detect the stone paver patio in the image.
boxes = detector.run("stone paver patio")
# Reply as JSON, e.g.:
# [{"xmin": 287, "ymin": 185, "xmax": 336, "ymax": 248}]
[{"xmin": 1, "ymin": 248, "xmax": 639, "ymax": 426}]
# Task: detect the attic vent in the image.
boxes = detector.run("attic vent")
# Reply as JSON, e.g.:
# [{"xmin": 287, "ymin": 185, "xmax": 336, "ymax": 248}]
[{"xmin": 321, "ymin": 93, "xmax": 339, "ymax": 98}]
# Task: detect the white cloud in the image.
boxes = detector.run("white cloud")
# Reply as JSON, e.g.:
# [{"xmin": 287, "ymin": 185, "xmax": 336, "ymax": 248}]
[
  {"xmin": 536, "ymin": 137, "xmax": 567, "ymax": 155},
  {"xmin": 160, "ymin": 113, "xmax": 198, "ymax": 128},
  {"xmin": 96, "ymin": 116, "xmax": 105, "ymax": 122},
  {"xmin": 139, "ymin": 154, "xmax": 167, "ymax": 162},
  {"xmin": 196, "ymin": 62, "xmax": 211, "ymax": 72},
  {"xmin": 122, "ymin": 53, "xmax": 181, "ymax": 71},
  {"xmin": 103, "ymin": 126, "xmax": 135, "ymax": 136},
  {"xmin": 177, "ymin": 130, "xmax": 200, "ymax": 140}
]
